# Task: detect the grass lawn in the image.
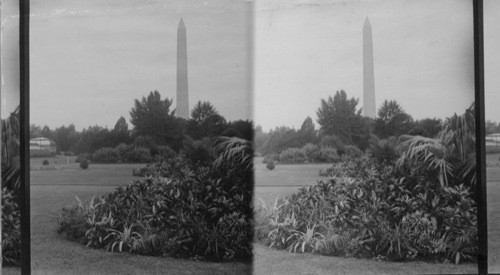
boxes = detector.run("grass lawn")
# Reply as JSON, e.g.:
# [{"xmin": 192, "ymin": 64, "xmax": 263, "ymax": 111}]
[
  {"xmin": 254, "ymin": 158, "xmax": 478, "ymax": 274},
  {"xmin": 487, "ymin": 164, "xmax": 500, "ymax": 274},
  {"xmin": 20, "ymin": 157, "xmax": 252, "ymax": 274}
]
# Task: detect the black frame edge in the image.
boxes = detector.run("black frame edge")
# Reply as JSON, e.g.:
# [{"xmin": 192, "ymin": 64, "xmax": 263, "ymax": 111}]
[
  {"xmin": 19, "ymin": 0, "xmax": 30, "ymax": 274},
  {"xmin": 473, "ymin": 0, "xmax": 487, "ymax": 274}
]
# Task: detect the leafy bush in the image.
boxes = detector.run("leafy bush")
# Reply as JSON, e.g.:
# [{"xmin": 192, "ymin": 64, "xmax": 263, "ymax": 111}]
[
  {"xmin": 92, "ymin": 147, "xmax": 120, "ymax": 163},
  {"xmin": 259, "ymin": 156, "xmax": 477, "ymax": 264},
  {"xmin": 80, "ymin": 159, "xmax": 89, "ymax": 169},
  {"xmin": 302, "ymin": 143, "xmax": 319, "ymax": 161},
  {"xmin": 368, "ymin": 136, "xmax": 399, "ymax": 165},
  {"xmin": 320, "ymin": 135, "xmax": 345, "ymax": 155},
  {"xmin": 123, "ymin": 147, "xmax": 152, "ymax": 163},
  {"xmin": 116, "ymin": 143, "xmax": 133, "ymax": 160},
  {"xmin": 58, "ymin": 137, "xmax": 253, "ymax": 262},
  {"xmin": 42, "ymin": 159, "xmax": 49, "ymax": 166},
  {"xmin": 266, "ymin": 160, "xmax": 275, "ymax": 170},
  {"xmin": 311, "ymin": 147, "xmax": 340, "ymax": 163},
  {"xmin": 156, "ymin": 145, "xmax": 176, "ymax": 160},
  {"xmin": 279, "ymin": 148, "xmax": 306, "ymax": 164},
  {"xmin": 344, "ymin": 145, "xmax": 363, "ymax": 158},
  {"xmin": 2, "ymin": 188, "xmax": 21, "ymax": 266}
]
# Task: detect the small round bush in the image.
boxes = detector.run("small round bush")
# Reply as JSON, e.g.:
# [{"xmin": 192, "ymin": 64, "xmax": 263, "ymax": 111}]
[
  {"xmin": 266, "ymin": 160, "xmax": 275, "ymax": 170},
  {"xmin": 42, "ymin": 159, "xmax": 49, "ymax": 166},
  {"xmin": 80, "ymin": 159, "xmax": 89, "ymax": 169}
]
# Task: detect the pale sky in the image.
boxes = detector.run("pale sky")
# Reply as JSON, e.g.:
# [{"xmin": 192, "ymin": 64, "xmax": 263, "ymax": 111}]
[
  {"xmin": 484, "ymin": 0, "xmax": 500, "ymax": 123},
  {"xmin": 1, "ymin": 0, "xmax": 20, "ymax": 118},
  {"xmin": 254, "ymin": 0, "xmax": 475, "ymax": 131},
  {"xmin": 3, "ymin": 0, "xmax": 494, "ymax": 131},
  {"xmin": 26, "ymin": 0, "xmax": 252, "ymax": 130}
]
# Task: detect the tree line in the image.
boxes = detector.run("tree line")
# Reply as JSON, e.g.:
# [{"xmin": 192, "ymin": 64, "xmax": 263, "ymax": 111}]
[
  {"xmin": 256, "ymin": 90, "xmax": 444, "ymax": 155},
  {"xmin": 30, "ymin": 90, "xmax": 253, "ymax": 156}
]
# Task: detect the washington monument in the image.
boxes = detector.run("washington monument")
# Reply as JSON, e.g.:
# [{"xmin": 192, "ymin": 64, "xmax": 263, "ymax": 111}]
[
  {"xmin": 363, "ymin": 17, "xmax": 376, "ymax": 118},
  {"xmin": 176, "ymin": 18, "xmax": 189, "ymax": 119}
]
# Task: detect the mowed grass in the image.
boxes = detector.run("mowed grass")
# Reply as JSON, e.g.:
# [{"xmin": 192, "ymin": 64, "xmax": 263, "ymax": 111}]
[
  {"xmin": 254, "ymin": 158, "xmax": 477, "ymax": 274},
  {"xmin": 24, "ymin": 157, "xmax": 252, "ymax": 275},
  {"xmin": 487, "ymin": 165, "xmax": 500, "ymax": 273}
]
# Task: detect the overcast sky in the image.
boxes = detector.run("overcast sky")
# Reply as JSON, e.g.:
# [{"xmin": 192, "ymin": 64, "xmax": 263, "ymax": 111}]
[
  {"xmin": 4, "ymin": 0, "xmax": 498, "ymax": 132},
  {"xmin": 254, "ymin": 0, "xmax": 475, "ymax": 132},
  {"xmin": 22, "ymin": 0, "xmax": 251, "ymax": 130}
]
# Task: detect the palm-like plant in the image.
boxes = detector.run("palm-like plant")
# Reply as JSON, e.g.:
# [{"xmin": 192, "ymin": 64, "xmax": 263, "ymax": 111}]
[
  {"xmin": 1, "ymin": 106, "xmax": 21, "ymax": 191},
  {"xmin": 396, "ymin": 103, "xmax": 475, "ymax": 188},
  {"xmin": 213, "ymin": 136, "xmax": 253, "ymax": 173}
]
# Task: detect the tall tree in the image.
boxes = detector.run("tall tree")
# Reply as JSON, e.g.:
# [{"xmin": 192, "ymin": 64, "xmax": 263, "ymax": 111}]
[
  {"xmin": 373, "ymin": 100, "xmax": 414, "ymax": 139},
  {"xmin": 316, "ymin": 90, "xmax": 369, "ymax": 148},
  {"xmin": 129, "ymin": 90, "xmax": 185, "ymax": 150},
  {"xmin": 53, "ymin": 124, "xmax": 79, "ymax": 153},
  {"xmin": 40, "ymin": 125, "xmax": 54, "ymax": 140},
  {"xmin": 297, "ymin": 116, "xmax": 317, "ymax": 146},
  {"xmin": 30, "ymin": 124, "xmax": 42, "ymax": 139},
  {"xmin": 187, "ymin": 101, "xmax": 226, "ymax": 140}
]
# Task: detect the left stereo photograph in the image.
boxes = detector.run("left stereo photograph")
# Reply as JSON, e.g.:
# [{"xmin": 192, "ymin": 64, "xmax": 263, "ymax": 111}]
[{"xmin": 3, "ymin": 0, "xmax": 255, "ymax": 274}]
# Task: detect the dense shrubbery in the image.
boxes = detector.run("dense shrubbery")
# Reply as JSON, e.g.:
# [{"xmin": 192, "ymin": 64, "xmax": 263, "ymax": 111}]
[
  {"xmin": 58, "ymin": 137, "xmax": 253, "ymax": 262},
  {"xmin": 2, "ymin": 188, "xmax": 21, "ymax": 266},
  {"xmin": 90, "ymin": 144, "xmax": 156, "ymax": 164},
  {"xmin": 258, "ymin": 158, "xmax": 477, "ymax": 264},
  {"xmin": 266, "ymin": 142, "xmax": 351, "ymax": 165},
  {"xmin": 257, "ymin": 105, "xmax": 477, "ymax": 264}
]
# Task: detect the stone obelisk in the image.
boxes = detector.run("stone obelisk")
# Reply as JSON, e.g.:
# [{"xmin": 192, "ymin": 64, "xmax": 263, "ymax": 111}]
[
  {"xmin": 176, "ymin": 18, "xmax": 189, "ymax": 119},
  {"xmin": 363, "ymin": 17, "xmax": 376, "ymax": 118}
]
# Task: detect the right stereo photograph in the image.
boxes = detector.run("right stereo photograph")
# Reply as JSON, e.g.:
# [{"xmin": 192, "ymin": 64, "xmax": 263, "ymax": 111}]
[{"xmin": 253, "ymin": 0, "xmax": 478, "ymax": 274}]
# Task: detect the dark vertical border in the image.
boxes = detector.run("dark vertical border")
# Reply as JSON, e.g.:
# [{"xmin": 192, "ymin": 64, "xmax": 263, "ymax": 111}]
[
  {"xmin": 473, "ymin": 0, "xmax": 487, "ymax": 274},
  {"xmin": 19, "ymin": 0, "xmax": 30, "ymax": 274},
  {"xmin": 246, "ymin": 2, "xmax": 254, "ymax": 275}
]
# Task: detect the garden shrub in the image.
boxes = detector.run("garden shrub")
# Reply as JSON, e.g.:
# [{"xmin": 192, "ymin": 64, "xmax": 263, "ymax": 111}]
[
  {"xmin": 319, "ymin": 135, "xmax": 345, "ymax": 155},
  {"xmin": 279, "ymin": 148, "xmax": 306, "ymax": 164},
  {"xmin": 302, "ymin": 143, "xmax": 319, "ymax": 162},
  {"xmin": 116, "ymin": 143, "xmax": 133, "ymax": 160},
  {"xmin": 58, "ymin": 138, "xmax": 254, "ymax": 262},
  {"xmin": 368, "ymin": 137, "xmax": 399, "ymax": 165},
  {"xmin": 133, "ymin": 136, "xmax": 159, "ymax": 156},
  {"xmin": 183, "ymin": 137, "xmax": 215, "ymax": 166},
  {"xmin": 344, "ymin": 145, "xmax": 363, "ymax": 158},
  {"xmin": 259, "ymin": 157, "xmax": 477, "ymax": 264},
  {"xmin": 156, "ymin": 145, "xmax": 176, "ymax": 160},
  {"xmin": 80, "ymin": 159, "xmax": 89, "ymax": 169},
  {"xmin": 92, "ymin": 147, "xmax": 120, "ymax": 163},
  {"xmin": 2, "ymin": 188, "xmax": 21, "ymax": 266},
  {"xmin": 266, "ymin": 160, "xmax": 275, "ymax": 170},
  {"xmin": 311, "ymin": 147, "xmax": 340, "ymax": 163},
  {"xmin": 123, "ymin": 147, "xmax": 153, "ymax": 163}
]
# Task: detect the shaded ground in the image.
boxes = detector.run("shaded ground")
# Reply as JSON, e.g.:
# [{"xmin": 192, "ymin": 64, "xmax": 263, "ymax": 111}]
[
  {"xmin": 27, "ymin": 156, "xmax": 252, "ymax": 274},
  {"xmin": 254, "ymin": 158, "xmax": 478, "ymax": 274}
]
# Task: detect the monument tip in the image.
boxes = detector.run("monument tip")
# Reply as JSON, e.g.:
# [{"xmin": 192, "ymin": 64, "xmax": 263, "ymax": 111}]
[
  {"xmin": 364, "ymin": 17, "xmax": 371, "ymax": 27},
  {"xmin": 178, "ymin": 18, "xmax": 185, "ymax": 29}
]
